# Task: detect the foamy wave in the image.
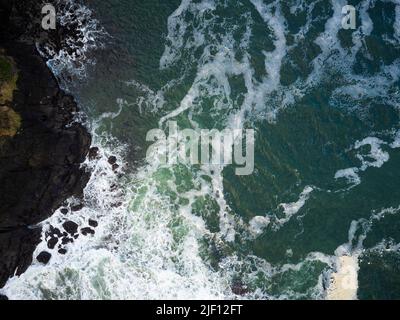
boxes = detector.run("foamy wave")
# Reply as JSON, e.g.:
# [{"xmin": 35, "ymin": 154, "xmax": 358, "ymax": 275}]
[
  {"xmin": 1, "ymin": 128, "xmax": 235, "ymax": 299},
  {"xmin": 277, "ymin": 186, "xmax": 314, "ymax": 226},
  {"xmin": 38, "ymin": 0, "xmax": 107, "ymax": 81},
  {"xmin": 334, "ymin": 135, "xmax": 395, "ymax": 188}
]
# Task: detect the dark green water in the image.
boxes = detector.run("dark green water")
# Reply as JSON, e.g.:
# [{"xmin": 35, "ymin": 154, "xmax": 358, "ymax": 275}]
[{"xmin": 2, "ymin": 0, "xmax": 400, "ymax": 300}]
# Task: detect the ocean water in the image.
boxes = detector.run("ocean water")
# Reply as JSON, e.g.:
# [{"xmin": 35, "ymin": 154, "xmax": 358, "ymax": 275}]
[{"xmin": 2, "ymin": 0, "xmax": 400, "ymax": 299}]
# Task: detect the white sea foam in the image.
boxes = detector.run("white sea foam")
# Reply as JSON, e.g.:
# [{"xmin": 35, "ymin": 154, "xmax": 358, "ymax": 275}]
[
  {"xmin": 273, "ymin": 186, "xmax": 314, "ymax": 228},
  {"xmin": 280, "ymin": 186, "xmax": 313, "ymax": 217},
  {"xmin": 354, "ymin": 137, "xmax": 390, "ymax": 170},
  {"xmin": 1, "ymin": 128, "xmax": 236, "ymax": 299},
  {"xmin": 395, "ymin": 3, "xmax": 400, "ymax": 43},
  {"xmin": 125, "ymin": 80, "xmax": 166, "ymax": 114},
  {"xmin": 334, "ymin": 168, "xmax": 361, "ymax": 188},
  {"xmin": 38, "ymin": 0, "xmax": 107, "ymax": 81},
  {"xmin": 390, "ymin": 129, "xmax": 400, "ymax": 148},
  {"xmin": 248, "ymin": 216, "xmax": 270, "ymax": 237},
  {"xmin": 335, "ymin": 136, "xmax": 392, "ymax": 188}
]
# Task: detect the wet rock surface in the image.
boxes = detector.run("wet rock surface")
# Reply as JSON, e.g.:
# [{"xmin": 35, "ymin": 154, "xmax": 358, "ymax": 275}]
[
  {"xmin": 0, "ymin": 294, "xmax": 8, "ymax": 300},
  {"xmin": 81, "ymin": 227, "xmax": 95, "ymax": 236},
  {"xmin": 62, "ymin": 221, "xmax": 79, "ymax": 235},
  {"xmin": 88, "ymin": 219, "xmax": 98, "ymax": 228},
  {"xmin": 0, "ymin": 1, "xmax": 91, "ymax": 288},
  {"xmin": 36, "ymin": 251, "xmax": 51, "ymax": 265}
]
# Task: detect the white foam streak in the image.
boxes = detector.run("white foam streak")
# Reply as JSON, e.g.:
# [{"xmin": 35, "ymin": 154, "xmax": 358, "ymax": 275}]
[
  {"xmin": 335, "ymin": 136, "xmax": 393, "ymax": 188},
  {"xmin": 40, "ymin": 0, "xmax": 107, "ymax": 80},
  {"xmin": 395, "ymin": 4, "xmax": 400, "ymax": 43},
  {"xmin": 305, "ymin": 0, "xmax": 347, "ymax": 88}
]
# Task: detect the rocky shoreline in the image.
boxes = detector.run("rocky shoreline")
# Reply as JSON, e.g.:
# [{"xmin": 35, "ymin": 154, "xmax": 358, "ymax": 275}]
[{"xmin": 0, "ymin": 0, "xmax": 92, "ymax": 291}]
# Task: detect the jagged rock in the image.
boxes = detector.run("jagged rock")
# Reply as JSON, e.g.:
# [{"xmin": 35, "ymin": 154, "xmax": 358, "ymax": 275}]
[
  {"xmin": 108, "ymin": 156, "xmax": 117, "ymax": 165},
  {"xmin": 58, "ymin": 248, "xmax": 67, "ymax": 255},
  {"xmin": 47, "ymin": 237, "xmax": 58, "ymax": 249},
  {"xmin": 88, "ymin": 147, "xmax": 100, "ymax": 160},
  {"xmin": 88, "ymin": 219, "xmax": 98, "ymax": 228},
  {"xmin": 36, "ymin": 251, "xmax": 51, "ymax": 265},
  {"xmin": 71, "ymin": 204, "xmax": 84, "ymax": 212},
  {"xmin": 46, "ymin": 226, "xmax": 62, "ymax": 238},
  {"xmin": 112, "ymin": 163, "xmax": 119, "ymax": 171},
  {"xmin": 60, "ymin": 208, "xmax": 69, "ymax": 215},
  {"xmin": 61, "ymin": 237, "xmax": 73, "ymax": 245},
  {"xmin": 62, "ymin": 221, "xmax": 78, "ymax": 235},
  {"xmin": 231, "ymin": 281, "xmax": 249, "ymax": 296},
  {"xmin": 81, "ymin": 227, "xmax": 95, "ymax": 236}
]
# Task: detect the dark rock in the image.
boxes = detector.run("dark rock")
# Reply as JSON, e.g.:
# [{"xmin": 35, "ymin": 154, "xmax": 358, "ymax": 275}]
[
  {"xmin": 61, "ymin": 237, "xmax": 73, "ymax": 245},
  {"xmin": 88, "ymin": 219, "xmax": 98, "ymax": 228},
  {"xmin": 60, "ymin": 208, "xmax": 69, "ymax": 215},
  {"xmin": 58, "ymin": 248, "xmax": 67, "ymax": 255},
  {"xmin": 0, "ymin": 294, "xmax": 8, "ymax": 300},
  {"xmin": 108, "ymin": 156, "xmax": 117, "ymax": 165},
  {"xmin": 88, "ymin": 147, "xmax": 100, "ymax": 160},
  {"xmin": 0, "ymin": 0, "xmax": 92, "ymax": 289},
  {"xmin": 36, "ymin": 251, "xmax": 51, "ymax": 265},
  {"xmin": 0, "ymin": 227, "xmax": 41, "ymax": 288},
  {"xmin": 112, "ymin": 163, "xmax": 119, "ymax": 171},
  {"xmin": 47, "ymin": 237, "xmax": 58, "ymax": 250},
  {"xmin": 46, "ymin": 226, "xmax": 62, "ymax": 238},
  {"xmin": 231, "ymin": 281, "xmax": 249, "ymax": 296},
  {"xmin": 81, "ymin": 227, "xmax": 95, "ymax": 236},
  {"xmin": 111, "ymin": 202, "xmax": 123, "ymax": 208},
  {"xmin": 71, "ymin": 204, "xmax": 84, "ymax": 212},
  {"xmin": 62, "ymin": 221, "xmax": 78, "ymax": 235}
]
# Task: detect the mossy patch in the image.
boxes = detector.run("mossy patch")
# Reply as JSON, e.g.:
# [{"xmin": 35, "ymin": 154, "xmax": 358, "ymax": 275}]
[
  {"xmin": 0, "ymin": 106, "xmax": 21, "ymax": 137},
  {"xmin": 0, "ymin": 53, "xmax": 21, "ymax": 138},
  {"xmin": 0, "ymin": 55, "xmax": 13, "ymax": 82},
  {"xmin": 0, "ymin": 54, "xmax": 18, "ymax": 105}
]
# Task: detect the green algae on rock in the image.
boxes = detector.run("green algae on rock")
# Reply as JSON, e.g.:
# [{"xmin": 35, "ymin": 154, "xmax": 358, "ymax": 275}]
[
  {"xmin": 0, "ymin": 106, "xmax": 21, "ymax": 137},
  {"xmin": 0, "ymin": 53, "xmax": 20, "ymax": 138}
]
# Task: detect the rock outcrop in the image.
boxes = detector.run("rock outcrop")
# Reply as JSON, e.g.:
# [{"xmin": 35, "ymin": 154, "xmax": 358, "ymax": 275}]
[{"xmin": 0, "ymin": 0, "xmax": 91, "ymax": 288}]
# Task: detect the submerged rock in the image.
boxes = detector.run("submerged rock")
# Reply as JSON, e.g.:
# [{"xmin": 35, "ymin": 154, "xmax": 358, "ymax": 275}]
[
  {"xmin": 231, "ymin": 280, "xmax": 249, "ymax": 296},
  {"xmin": 108, "ymin": 156, "xmax": 117, "ymax": 165}
]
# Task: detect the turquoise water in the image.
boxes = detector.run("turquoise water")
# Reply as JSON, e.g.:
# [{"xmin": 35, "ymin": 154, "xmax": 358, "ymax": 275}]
[{"xmin": 2, "ymin": 0, "xmax": 400, "ymax": 299}]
